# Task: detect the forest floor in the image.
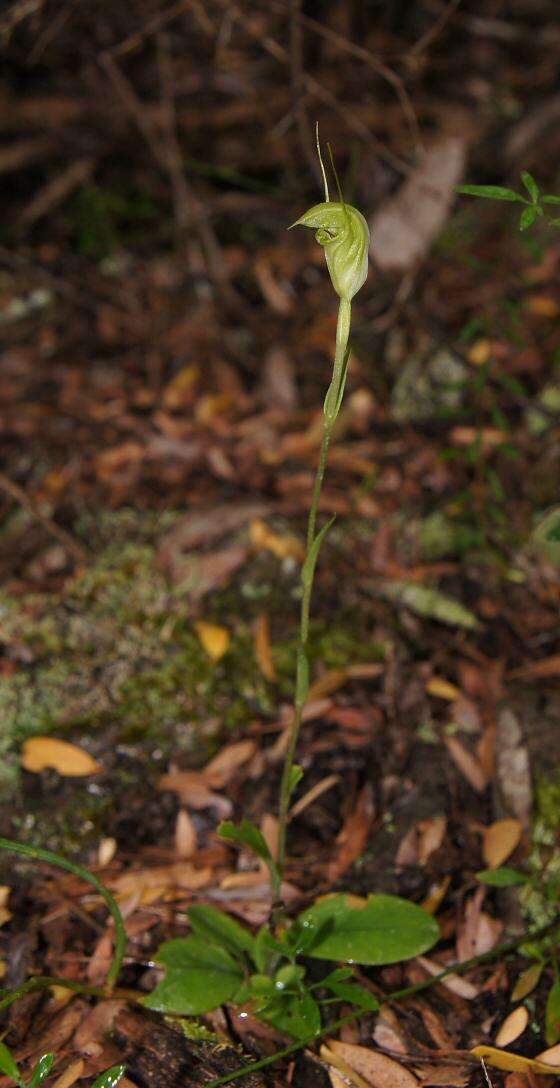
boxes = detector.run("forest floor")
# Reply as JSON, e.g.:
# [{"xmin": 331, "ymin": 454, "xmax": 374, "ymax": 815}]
[{"xmin": 0, "ymin": 1, "xmax": 560, "ymax": 1086}]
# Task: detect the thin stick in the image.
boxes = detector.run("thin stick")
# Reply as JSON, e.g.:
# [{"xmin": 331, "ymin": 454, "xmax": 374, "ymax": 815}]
[{"xmin": 0, "ymin": 469, "xmax": 88, "ymax": 564}]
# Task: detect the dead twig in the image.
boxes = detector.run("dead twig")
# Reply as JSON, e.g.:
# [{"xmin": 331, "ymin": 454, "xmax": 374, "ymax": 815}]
[
  {"xmin": 0, "ymin": 469, "xmax": 88, "ymax": 565},
  {"xmin": 265, "ymin": 0, "xmax": 422, "ymax": 157}
]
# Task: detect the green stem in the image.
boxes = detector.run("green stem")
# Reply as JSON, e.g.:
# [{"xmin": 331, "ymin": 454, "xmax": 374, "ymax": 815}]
[
  {"xmin": 205, "ymin": 915, "xmax": 560, "ymax": 1087},
  {"xmin": 0, "ymin": 837, "xmax": 125, "ymax": 990},
  {"xmin": 274, "ymin": 298, "xmax": 351, "ymax": 903}
]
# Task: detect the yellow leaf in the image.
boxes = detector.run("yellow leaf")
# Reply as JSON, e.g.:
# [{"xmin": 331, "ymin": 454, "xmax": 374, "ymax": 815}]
[
  {"xmin": 468, "ymin": 339, "xmax": 492, "ymax": 366},
  {"xmin": 253, "ymin": 614, "xmax": 276, "ymax": 681},
  {"xmin": 22, "ymin": 737, "xmax": 102, "ymax": 777},
  {"xmin": 250, "ymin": 518, "xmax": 305, "ymax": 561},
  {"xmin": 194, "ymin": 620, "xmax": 230, "ymax": 662},
  {"xmin": 495, "ymin": 1006, "xmax": 528, "ymax": 1047},
  {"xmin": 427, "ymin": 677, "xmax": 460, "ymax": 700},
  {"xmin": 483, "ymin": 819, "xmax": 523, "ymax": 868},
  {"xmin": 511, "ymin": 962, "xmax": 543, "ymax": 1002},
  {"xmin": 51, "ymin": 1059, "xmax": 84, "ymax": 1088},
  {"xmin": 471, "ymin": 1046, "xmax": 560, "ymax": 1074}
]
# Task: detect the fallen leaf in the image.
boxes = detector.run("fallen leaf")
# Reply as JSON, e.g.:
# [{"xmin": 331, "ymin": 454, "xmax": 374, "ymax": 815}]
[
  {"xmin": 326, "ymin": 784, "xmax": 375, "ymax": 883},
  {"xmin": 508, "ymin": 654, "xmax": 560, "ymax": 681},
  {"xmin": 97, "ymin": 838, "xmax": 117, "ymax": 868},
  {"xmin": 483, "ymin": 819, "xmax": 523, "ymax": 868},
  {"xmin": 194, "ymin": 620, "xmax": 230, "ymax": 661},
  {"xmin": 289, "ymin": 774, "xmax": 340, "ymax": 819},
  {"xmin": 444, "ymin": 736, "xmax": 487, "ymax": 792},
  {"xmin": 370, "ymin": 137, "xmax": 466, "ymax": 272},
  {"xmin": 456, "ymin": 888, "xmax": 502, "ymax": 961},
  {"xmin": 427, "ymin": 677, "xmax": 460, "ymax": 700},
  {"xmin": 308, "ymin": 667, "xmax": 349, "ymax": 701},
  {"xmin": 537, "ymin": 1044, "xmax": 560, "ymax": 1065},
  {"xmin": 253, "ymin": 613, "xmax": 277, "ymax": 681},
  {"xmin": 416, "ymin": 956, "xmax": 479, "ymax": 999},
  {"xmin": 50, "ymin": 1059, "xmax": 84, "ymax": 1088},
  {"xmin": 249, "ymin": 518, "xmax": 305, "ymax": 560},
  {"xmin": 157, "ymin": 770, "xmax": 232, "ymax": 816},
  {"xmin": 495, "ymin": 709, "xmax": 532, "ymax": 828},
  {"xmin": 417, "ymin": 815, "xmax": 447, "ymax": 865},
  {"xmin": 22, "ymin": 737, "xmax": 102, "ymax": 777},
  {"xmin": 414, "ymin": 1063, "xmax": 470, "ymax": 1087},
  {"xmin": 381, "ymin": 581, "xmax": 478, "ymax": 630},
  {"xmin": 202, "ymin": 740, "xmax": 256, "ymax": 788},
  {"xmin": 174, "ymin": 809, "xmax": 197, "ymax": 859},
  {"xmin": 471, "ymin": 1046, "xmax": 560, "ymax": 1074},
  {"xmin": 495, "ymin": 1006, "xmax": 529, "ymax": 1047},
  {"xmin": 511, "ymin": 962, "xmax": 543, "ymax": 1002},
  {"xmin": 325, "ymin": 1039, "xmax": 419, "ymax": 1088}
]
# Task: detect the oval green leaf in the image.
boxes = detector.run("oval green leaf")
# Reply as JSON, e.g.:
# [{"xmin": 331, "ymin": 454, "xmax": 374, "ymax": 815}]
[
  {"xmin": 476, "ymin": 867, "xmax": 529, "ymax": 887},
  {"xmin": 298, "ymin": 893, "xmax": 439, "ymax": 966},
  {"xmin": 187, "ymin": 904, "xmax": 254, "ymax": 956},
  {"xmin": 143, "ymin": 936, "xmax": 244, "ymax": 1014}
]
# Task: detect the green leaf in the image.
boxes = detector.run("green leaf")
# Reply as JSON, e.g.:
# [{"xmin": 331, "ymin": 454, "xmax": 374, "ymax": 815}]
[
  {"xmin": 549, "ymin": 218, "xmax": 560, "ymax": 227},
  {"xmin": 90, "ymin": 1067, "xmax": 126, "ymax": 1088},
  {"xmin": 143, "ymin": 936, "xmax": 244, "ymax": 1014},
  {"xmin": 219, "ymin": 818, "xmax": 280, "ymax": 888},
  {"xmin": 519, "ymin": 205, "xmax": 538, "ymax": 231},
  {"xmin": 542, "ymin": 194, "xmax": 560, "ymax": 204},
  {"xmin": 27, "ymin": 1055, "xmax": 54, "ymax": 1088},
  {"xmin": 546, "ymin": 979, "xmax": 560, "ymax": 1045},
  {"xmin": 297, "ymin": 893, "xmax": 440, "ymax": 966},
  {"xmin": 219, "ymin": 819, "xmax": 273, "ymax": 867},
  {"xmin": 0, "ymin": 1041, "xmax": 21, "ymax": 1085},
  {"xmin": 187, "ymin": 904, "xmax": 254, "ymax": 957},
  {"xmin": 259, "ymin": 991, "xmax": 321, "ymax": 1040},
  {"xmin": 455, "ymin": 184, "xmax": 527, "ymax": 203},
  {"xmin": 521, "ymin": 172, "xmax": 540, "ymax": 202},
  {"xmin": 288, "ymin": 764, "xmax": 303, "ymax": 798},
  {"xmin": 253, "ymin": 924, "xmax": 287, "ymax": 973},
  {"xmin": 381, "ymin": 580, "xmax": 479, "ymax": 630},
  {"xmin": 302, "ymin": 516, "xmax": 336, "ymax": 589},
  {"xmin": 323, "ymin": 978, "xmax": 379, "ymax": 1011},
  {"xmin": 476, "ymin": 867, "xmax": 529, "ymax": 887}
]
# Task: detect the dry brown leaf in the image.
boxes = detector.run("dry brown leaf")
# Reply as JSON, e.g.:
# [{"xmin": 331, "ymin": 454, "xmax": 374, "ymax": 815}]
[
  {"xmin": 203, "ymin": 740, "xmax": 256, "ymax": 788},
  {"xmin": 427, "ymin": 677, "xmax": 460, "ymax": 700},
  {"xmin": 174, "ymin": 809, "xmax": 197, "ymax": 859},
  {"xmin": 260, "ymin": 813, "xmax": 279, "ymax": 862},
  {"xmin": 157, "ymin": 770, "xmax": 232, "ymax": 816},
  {"xmin": 495, "ymin": 1006, "xmax": 529, "ymax": 1047},
  {"xmin": 417, "ymin": 815, "xmax": 446, "ymax": 865},
  {"xmin": 483, "ymin": 819, "xmax": 523, "ymax": 868},
  {"xmin": 508, "ymin": 654, "xmax": 560, "ymax": 680},
  {"xmin": 495, "ymin": 710, "xmax": 532, "ymax": 828},
  {"xmin": 536, "ymin": 1043, "xmax": 560, "ymax": 1065},
  {"xmin": 421, "ymin": 875, "xmax": 451, "ymax": 914},
  {"xmin": 321, "ymin": 1047, "xmax": 371, "ymax": 1088},
  {"xmin": 308, "ymin": 667, "xmax": 349, "ymax": 701},
  {"xmin": 289, "ymin": 774, "xmax": 340, "ymax": 819},
  {"xmin": 253, "ymin": 614, "xmax": 276, "ymax": 681},
  {"xmin": 87, "ymin": 934, "xmax": 114, "ymax": 986},
  {"xmin": 414, "ymin": 1063, "xmax": 470, "ymax": 1087},
  {"xmin": 326, "ymin": 1039, "xmax": 419, "ymax": 1088},
  {"xmin": 194, "ymin": 620, "xmax": 230, "ymax": 662},
  {"xmin": 456, "ymin": 888, "xmax": 502, "ymax": 961},
  {"xmin": 444, "ymin": 735, "xmax": 487, "ymax": 792},
  {"xmin": 327, "ymin": 784, "xmax": 375, "ymax": 883},
  {"xmin": 22, "ymin": 737, "xmax": 102, "ymax": 777},
  {"xmin": 370, "ymin": 137, "xmax": 466, "ymax": 272},
  {"xmin": 249, "ymin": 518, "xmax": 305, "ymax": 560},
  {"xmin": 0, "ymin": 887, "xmax": 10, "ymax": 908},
  {"xmin": 97, "ymin": 838, "xmax": 117, "ymax": 868},
  {"xmin": 476, "ymin": 724, "xmax": 496, "ymax": 779},
  {"xmin": 50, "ymin": 1060, "xmax": 84, "ymax": 1088},
  {"xmin": 0, "ymin": 907, "xmax": 12, "ymax": 926},
  {"xmin": 416, "ymin": 956, "xmax": 479, "ymax": 999}
]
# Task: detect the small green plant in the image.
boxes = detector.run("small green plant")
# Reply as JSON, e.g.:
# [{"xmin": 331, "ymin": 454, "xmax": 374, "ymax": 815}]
[
  {"xmin": 142, "ymin": 131, "xmax": 440, "ymax": 1036},
  {"xmin": 456, "ymin": 172, "xmax": 560, "ymax": 231},
  {"xmin": 0, "ymin": 1041, "xmax": 124, "ymax": 1088}
]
